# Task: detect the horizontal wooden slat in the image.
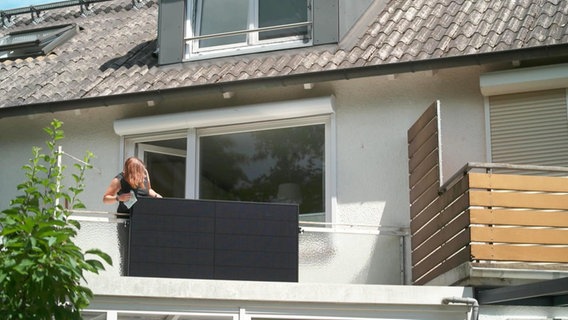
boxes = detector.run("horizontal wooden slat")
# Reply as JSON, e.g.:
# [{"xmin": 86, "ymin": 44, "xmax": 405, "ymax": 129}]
[
  {"xmin": 410, "ymin": 166, "xmax": 439, "ymax": 203},
  {"xmin": 409, "ymin": 149, "xmax": 439, "ymax": 183},
  {"xmin": 409, "ymin": 133, "xmax": 439, "ymax": 173},
  {"xmin": 408, "ymin": 101, "xmax": 438, "ymax": 144},
  {"xmin": 411, "ymin": 173, "xmax": 469, "ymax": 219},
  {"xmin": 411, "ymin": 193, "xmax": 469, "ymax": 244},
  {"xmin": 471, "ymin": 226, "xmax": 568, "ymax": 245},
  {"xmin": 412, "ymin": 229, "xmax": 470, "ymax": 276},
  {"xmin": 471, "ymin": 244, "xmax": 568, "ymax": 263},
  {"xmin": 469, "ymin": 172, "xmax": 568, "ymax": 192},
  {"xmin": 470, "ymin": 208, "xmax": 568, "ymax": 227},
  {"xmin": 412, "ymin": 210, "xmax": 470, "ymax": 261},
  {"xmin": 410, "ymin": 182, "xmax": 439, "ymax": 219},
  {"xmin": 470, "ymin": 190, "xmax": 568, "ymax": 210},
  {"xmin": 413, "ymin": 246, "xmax": 471, "ymax": 285},
  {"xmin": 408, "ymin": 119, "xmax": 438, "ymax": 158}
]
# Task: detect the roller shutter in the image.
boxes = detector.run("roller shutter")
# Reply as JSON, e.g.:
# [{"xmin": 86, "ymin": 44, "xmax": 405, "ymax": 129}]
[{"xmin": 489, "ymin": 89, "xmax": 568, "ymax": 170}]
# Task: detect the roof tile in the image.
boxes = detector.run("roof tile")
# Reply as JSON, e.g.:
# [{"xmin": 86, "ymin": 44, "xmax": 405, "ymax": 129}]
[{"xmin": 1, "ymin": 0, "xmax": 568, "ymax": 109}]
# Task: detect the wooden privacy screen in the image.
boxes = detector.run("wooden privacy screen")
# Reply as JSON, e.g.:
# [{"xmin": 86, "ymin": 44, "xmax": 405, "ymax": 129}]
[
  {"xmin": 408, "ymin": 102, "xmax": 568, "ymax": 285},
  {"xmin": 467, "ymin": 173, "xmax": 568, "ymax": 263},
  {"xmin": 128, "ymin": 197, "xmax": 299, "ymax": 282},
  {"xmin": 408, "ymin": 101, "xmax": 453, "ymax": 285}
]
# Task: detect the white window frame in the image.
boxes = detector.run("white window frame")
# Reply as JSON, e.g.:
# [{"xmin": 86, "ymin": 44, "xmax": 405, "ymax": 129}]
[
  {"xmin": 117, "ymin": 97, "xmax": 336, "ymax": 223},
  {"xmin": 184, "ymin": 0, "xmax": 313, "ymax": 60},
  {"xmin": 136, "ymin": 143, "xmax": 187, "ymax": 160},
  {"xmin": 194, "ymin": 115, "xmax": 331, "ymax": 221}
]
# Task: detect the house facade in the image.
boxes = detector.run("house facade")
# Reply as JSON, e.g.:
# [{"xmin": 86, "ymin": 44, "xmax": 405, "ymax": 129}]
[{"xmin": 1, "ymin": 0, "xmax": 568, "ymax": 319}]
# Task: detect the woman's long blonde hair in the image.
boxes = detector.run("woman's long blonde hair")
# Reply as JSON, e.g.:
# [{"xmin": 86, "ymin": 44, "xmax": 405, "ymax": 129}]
[{"xmin": 123, "ymin": 157, "xmax": 149, "ymax": 189}]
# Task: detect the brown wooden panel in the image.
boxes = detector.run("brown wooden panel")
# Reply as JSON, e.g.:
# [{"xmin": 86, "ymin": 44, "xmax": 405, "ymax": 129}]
[
  {"xmin": 411, "ymin": 174, "xmax": 469, "ymax": 219},
  {"xmin": 410, "ymin": 166, "xmax": 440, "ymax": 203},
  {"xmin": 409, "ymin": 163, "xmax": 439, "ymax": 195},
  {"xmin": 409, "ymin": 133, "xmax": 439, "ymax": 173},
  {"xmin": 470, "ymin": 190, "xmax": 568, "ymax": 210},
  {"xmin": 408, "ymin": 119, "xmax": 438, "ymax": 158},
  {"xmin": 412, "ymin": 229, "xmax": 470, "ymax": 275},
  {"xmin": 471, "ymin": 226, "xmax": 568, "ymax": 245},
  {"xmin": 409, "ymin": 149, "xmax": 439, "ymax": 183},
  {"xmin": 410, "ymin": 182, "xmax": 439, "ymax": 220},
  {"xmin": 471, "ymin": 244, "xmax": 568, "ymax": 263},
  {"xmin": 412, "ymin": 210, "xmax": 470, "ymax": 262},
  {"xmin": 413, "ymin": 246, "xmax": 471, "ymax": 285},
  {"xmin": 408, "ymin": 101, "xmax": 438, "ymax": 144},
  {"xmin": 470, "ymin": 209, "xmax": 568, "ymax": 227},
  {"xmin": 411, "ymin": 193, "xmax": 469, "ymax": 244},
  {"xmin": 469, "ymin": 173, "xmax": 568, "ymax": 193},
  {"xmin": 410, "ymin": 203, "xmax": 439, "ymax": 235}
]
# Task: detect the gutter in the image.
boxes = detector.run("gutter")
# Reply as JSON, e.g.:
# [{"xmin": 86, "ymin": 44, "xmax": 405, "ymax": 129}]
[
  {"xmin": 1, "ymin": 43, "xmax": 568, "ymax": 118},
  {"xmin": 442, "ymin": 297, "xmax": 479, "ymax": 320}
]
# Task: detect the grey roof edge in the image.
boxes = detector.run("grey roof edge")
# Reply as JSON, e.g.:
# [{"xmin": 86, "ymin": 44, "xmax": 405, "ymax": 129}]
[{"xmin": 3, "ymin": 42, "xmax": 568, "ymax": 119}]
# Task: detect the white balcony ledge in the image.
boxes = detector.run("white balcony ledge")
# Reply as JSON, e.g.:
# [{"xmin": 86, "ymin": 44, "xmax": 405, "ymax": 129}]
[{"xmin": 85, "ymin": 276, "xmax": 473, "ymax": 320}]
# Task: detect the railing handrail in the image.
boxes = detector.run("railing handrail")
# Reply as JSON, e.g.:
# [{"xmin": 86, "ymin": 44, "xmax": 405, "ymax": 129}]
[
  {"xmin": 69, "ymin": 210, "xmax": 409, "ymax": 236},
  {"xmin": 0, "ymin": 0, "xmax": 111, "ymax": 16},
  {"xmin": 439, "ymin": 162, "xmax": 568, "ymax": 193},
  {"xmin": 300, "ymin": 221, "xmax": 409, "ymax": 236},
  {"xmin": 184, "ymin": 21, "xmax": 312, "ymax": 42}
]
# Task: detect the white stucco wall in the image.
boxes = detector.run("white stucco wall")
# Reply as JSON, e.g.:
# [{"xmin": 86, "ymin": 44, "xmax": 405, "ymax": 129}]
[
  {"xmin": 0, "ymin": 107, "xmax": 124, "ymax": 213},
  {"xmin": 0, "ymin": 65, "xmax": 487, "ymax": 286},
  {"xmin": 331, "ymin": 66, "xmax": 486, "ymax": 228}
]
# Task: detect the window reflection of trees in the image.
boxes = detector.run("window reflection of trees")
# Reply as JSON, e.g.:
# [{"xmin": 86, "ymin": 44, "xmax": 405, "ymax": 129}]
[
  {"xmin": 200, "ymin": 135, "xmax": 249, "ymax": 200},
  {"xmin": 199, "ymin": 125, "xmax": 324, "ymax": 215}
]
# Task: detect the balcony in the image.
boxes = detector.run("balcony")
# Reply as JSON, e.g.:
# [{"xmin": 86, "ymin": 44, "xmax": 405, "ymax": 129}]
[
  {"xmin": 71, "ymin": 204, "xmax": 408, "ymax": 286},
  {"xmin": 410, "ymin": 162, "xmax": 568, "ymax": 286},
  {"xmin": 408, "ymin": 102, "xmax": 568, "ymax": 287}
]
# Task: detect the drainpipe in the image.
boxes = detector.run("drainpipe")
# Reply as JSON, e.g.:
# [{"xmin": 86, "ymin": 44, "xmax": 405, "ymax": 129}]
[{"xmin": 442, "ymin": 297, "xmax": 479, "ymax": 320}]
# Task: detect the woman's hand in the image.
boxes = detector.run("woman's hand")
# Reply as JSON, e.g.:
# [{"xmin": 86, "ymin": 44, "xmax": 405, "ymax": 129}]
[{"xmin": 116, "ymin": 193, "xmax": 132, "ymax": 202}]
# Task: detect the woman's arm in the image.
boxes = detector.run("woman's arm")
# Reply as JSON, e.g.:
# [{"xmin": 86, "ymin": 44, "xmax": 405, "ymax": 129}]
[
  {"xmin": 102, "ymin": 178, "xmax": 130, "ymax": 204},
  {"xmin": 149, "ymin": 188, "xmax": 162, "ymax": 198},
  {"xmin": 144, "ymin": 168, "xmax": 162, "ymax": 198}
]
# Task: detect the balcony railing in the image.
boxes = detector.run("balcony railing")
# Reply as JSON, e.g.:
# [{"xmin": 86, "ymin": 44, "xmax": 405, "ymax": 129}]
[
  {"xmin": 410, "ymin": 163, "xmax": 568, "ymax": 285},
  {"xmin": 71, "ymin": 206, "xmax": 408, "ymax": 285}
]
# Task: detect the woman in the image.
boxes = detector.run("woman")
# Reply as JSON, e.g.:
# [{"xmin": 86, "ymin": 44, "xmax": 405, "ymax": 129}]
[{"xmin": 103, "ymin": 157, "xmax": 162, "ymax": 213}]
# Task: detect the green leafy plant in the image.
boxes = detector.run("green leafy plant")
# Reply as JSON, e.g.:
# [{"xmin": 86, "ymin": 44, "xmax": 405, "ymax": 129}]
[{"xmin": 0, "ymin": 119, "xmax": 112, "ymax": 319}]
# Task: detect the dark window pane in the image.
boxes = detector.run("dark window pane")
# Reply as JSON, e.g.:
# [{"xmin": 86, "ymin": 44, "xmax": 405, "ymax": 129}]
[
  {"xmin": 199, "ymin": 125, "xmax": 324, "ymax": 215},
  {"xmin": 259, "ymin": 0, "xmax": 308, "ymax": 40},
  {"xmin": 145, "ymin": 152, "xmax": 186, "ymax": 199},
  {"xmin": 198, "ymin": 0, "xmax": 248, "ymax": 47}
]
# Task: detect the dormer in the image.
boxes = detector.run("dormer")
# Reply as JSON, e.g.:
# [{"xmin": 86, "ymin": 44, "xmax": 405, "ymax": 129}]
[{"xmin": 157, "ymin": 0, "xmax": 339, "ymax": 65}]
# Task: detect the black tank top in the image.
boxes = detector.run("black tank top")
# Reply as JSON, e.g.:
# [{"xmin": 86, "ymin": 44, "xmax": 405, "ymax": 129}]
[{"xmin": 115, "ymin": 172, "xmax": 150, "ymax": 213}]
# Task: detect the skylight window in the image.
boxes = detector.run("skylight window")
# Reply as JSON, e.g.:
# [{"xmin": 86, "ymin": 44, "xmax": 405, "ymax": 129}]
[{"xmin": 0, "ymin": 23, "xmax": 78, "ymax": 60}]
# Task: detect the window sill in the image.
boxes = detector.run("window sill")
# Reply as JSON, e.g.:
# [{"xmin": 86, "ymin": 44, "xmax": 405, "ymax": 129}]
[{"xmin": 184, "ymin": 40, "xmax": 312, "ymax": 62}]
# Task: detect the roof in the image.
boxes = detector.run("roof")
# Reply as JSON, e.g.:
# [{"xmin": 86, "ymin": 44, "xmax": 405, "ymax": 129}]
[{"xmin": 1, "ymin": 0, "xmax": 568, "ymax": 115}]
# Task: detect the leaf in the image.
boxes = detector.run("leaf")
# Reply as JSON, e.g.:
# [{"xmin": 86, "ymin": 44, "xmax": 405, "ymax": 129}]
[
  {"xmin": 85, "ymin": 249, "xmax": 113, "ymax": 266},
  {"xmin": 13, "ymin": 259, "xmax": 34, "ymax": 275},
  {"xmin": 46, "ymin": 237, "xmax": 57, "ymax": 247},
  {"xmin": 85, "ymin": 259, "xmax": 104, "ymax": 272}
]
